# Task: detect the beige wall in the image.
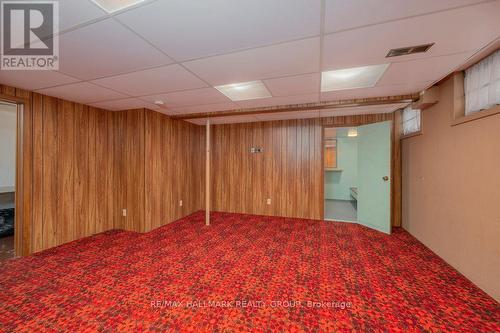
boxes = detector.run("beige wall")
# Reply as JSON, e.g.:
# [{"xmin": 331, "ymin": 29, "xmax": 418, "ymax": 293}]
[{"xmin": 402, "ymin": 76, "xmax": 500, "ymax": 301}]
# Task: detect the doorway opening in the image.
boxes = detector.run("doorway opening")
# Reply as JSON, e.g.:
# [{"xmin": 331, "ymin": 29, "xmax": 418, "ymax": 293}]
[
  {"xmin": 0, "ymin": 100, "xmax": 17, "ymax": 260},
  {"xmin": 323, "ymin": 121, "xmax": 392, "ymax": 234},
  {"xmin": 324, "ymin": 127, "xmax": 358, "ymax": 222}
]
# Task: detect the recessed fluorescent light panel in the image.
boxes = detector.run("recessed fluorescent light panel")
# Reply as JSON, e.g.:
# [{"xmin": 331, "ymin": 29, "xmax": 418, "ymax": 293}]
[
  {"xmin": 215, "ymin": 81, "xmax": 272, "ymax": 101},
  {"xmin": 91, "ymin": 0, "xmax": 147, "ymax": 13},
  {"xmin": 321, "ymin": 64, "xmax": 389, "ymax": 92}
]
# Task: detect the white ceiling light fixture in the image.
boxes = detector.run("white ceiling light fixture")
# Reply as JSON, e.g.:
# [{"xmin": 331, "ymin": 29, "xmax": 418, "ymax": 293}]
[
  {"xmin": 91, "ymin": 0, "xmax": 147, "ymax": 13},
  {"xmin": 321, "ymin": 64, "xmax": 389, "ymax": 92},
  {"xmin": 347, "ymin": 128, "xmax": 358, "ymax": 137},
  {"xmin": 214, "ymin": 81, "xmax": 272, "ymax": 101}
]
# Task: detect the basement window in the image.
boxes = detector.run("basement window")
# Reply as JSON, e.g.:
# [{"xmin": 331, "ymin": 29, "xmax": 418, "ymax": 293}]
[
  {"xmin": 464, "ymin": 50, "xmax": 500, "ymax": 115},
  {"xmin": 401, "ymin": 106, "xmax": 421, "ymax": 136},
  {"xmin": 451, "ymin": 48, "xmax": 500, "ymax": 126}
]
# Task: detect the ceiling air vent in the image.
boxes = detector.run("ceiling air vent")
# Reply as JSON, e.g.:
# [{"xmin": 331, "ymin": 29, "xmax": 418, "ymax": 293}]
[{"xmin": 386, "ymin": 43, "xmax": 434, "ymax": 58}]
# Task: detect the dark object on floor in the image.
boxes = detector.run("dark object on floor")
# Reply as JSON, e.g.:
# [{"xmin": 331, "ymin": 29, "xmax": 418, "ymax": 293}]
[
  {"xmin": 0, "ymin": 209, "xmax": 14, "ymax": 238},
  {"xmin": 0, "ymin": 211, "xmax": 498, "ymax": 331},
  {"xmin": 0, "ymin": 236, "xmax": 15, "ymax": 260}
]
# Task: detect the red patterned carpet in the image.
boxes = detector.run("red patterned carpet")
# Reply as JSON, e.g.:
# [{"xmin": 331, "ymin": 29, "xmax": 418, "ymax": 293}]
[{"xmin": 1, "ymin": 211, "xmax": 499, "ymax": 332}]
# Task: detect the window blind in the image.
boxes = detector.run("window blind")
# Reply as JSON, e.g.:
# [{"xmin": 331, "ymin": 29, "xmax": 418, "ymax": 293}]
[
  {"xmin": 401, "ymin": 106, "xmax": 421, "ymax": 136},
  {"xmin": 464, "ymin": 50, "xmax": 500, "ymax": 115}
]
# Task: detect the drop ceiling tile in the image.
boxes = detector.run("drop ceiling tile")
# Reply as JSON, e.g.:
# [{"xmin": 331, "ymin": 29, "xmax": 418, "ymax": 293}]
[
  {"xmin": 171, "ymin": 102, "xmax": 240, "ymax": 115},
  {"xmin": 88, "ymin": 98, "xmax": 157, "ymax": 111},
  {"xmin": 0, "ymin": 71, "xmax": 80, "ymax": 91},
  {"xmin": 324, "ymin": 0, "xmax": 487, "ymax": 33},
  {"xmin": 117, "ymin": 0, "xmax": 321, "ymax": 61},
  {"xmin": 29, "ymin": 0, "xmax": 107, "ymax": 41},
  {"xmin": 88, "ymin": 0, "xmax": 151, "ymax": 13},
  {"xmin": 140, "ymin": 88, "xmax": 231, "ymax": 107},
  {"xmin": 319, "ymin": 103, "xmax": 409, "ymax": 117},
  {"xmin": 59, "ymin": 0, "xmax": 107, "ymax": 32},
  {"xmin": 36, "ymin": 82, "xmax": 127, "ymax": 104},
  {"xmin": 183, "ymin": 38, "xmax": 320, "ymax": 85},
  {"xmin": 264, "ymin": 73, "xmax": 320, "ymax": 97},
  {"xmin": 58, "ymin": 18, "xmax": 173, "ymax": 80},
  {"xmin": 320, "ymin": 82, "xmax": 431, "ymax": 101},
  {"xmin": 92, "ymin": 64, "xmax": 208, "ymax": 96},
  {"xmin": 255, "ymin": 110, "xmax": 320, "ymax": 121},
  {"xmin": 377, "ymin": 52, "xmax": 474, "ymax": 86},
  {"xmin": 322, "ymin": 1, "xmax": 500, "ymax": 70},
  {"xmin": 236, "ymin": 93, "xmax": 319, "ymax": 109}
]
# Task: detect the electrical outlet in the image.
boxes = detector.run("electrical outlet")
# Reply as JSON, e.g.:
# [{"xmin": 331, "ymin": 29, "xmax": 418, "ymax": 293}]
[
  {"xmin": 266, "ymin": 198, "xmax": 271, "ymax": 205},
  {"xmin": 122, "ymin": 209, "xmax": 127, "ymax": 217},
  {"xmin": 179, "ymin": 200, "xmax": 183, "ymax": 207}
]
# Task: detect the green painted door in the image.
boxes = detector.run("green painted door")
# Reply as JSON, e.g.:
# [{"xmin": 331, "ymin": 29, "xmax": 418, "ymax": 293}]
[{"xmin": 357, "ymin": 121, "xmax": 391, "ymax": 234}]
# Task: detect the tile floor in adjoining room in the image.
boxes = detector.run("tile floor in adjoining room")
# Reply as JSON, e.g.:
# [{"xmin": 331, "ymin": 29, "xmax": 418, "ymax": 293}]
[{"xmin": 324, "ymin": 199, "xmax": 357, "ymax": 222}]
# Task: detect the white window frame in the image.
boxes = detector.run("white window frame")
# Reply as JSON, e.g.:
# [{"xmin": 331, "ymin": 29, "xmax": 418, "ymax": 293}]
[
  {"xmin": 464, "ymin": 50, "xmax": 500, "ymax": 115},
  {"xmin": 401, "ymin": 106, "xmax": 421, "ymax": 136}
]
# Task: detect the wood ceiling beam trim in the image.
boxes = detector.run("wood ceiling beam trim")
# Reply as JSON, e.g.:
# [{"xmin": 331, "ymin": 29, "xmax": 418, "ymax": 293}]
[{"xmin": 172, "ymin": 94, "xmax": 419, "ymax": 120}]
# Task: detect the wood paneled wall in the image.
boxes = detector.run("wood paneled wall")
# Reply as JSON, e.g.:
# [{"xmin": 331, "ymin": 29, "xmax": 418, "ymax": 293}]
[
  {"xmin": 1, "ymin": 84, "xmax": 204, "ymax": 255},
  {"xmin": 211, "ymin": 119, "xmax": 322, "ymax": 219},
  {"xmin": 209, "ymin": 113, "xmax": 397, "ymax": 221},
  {"xmin": 114, "ymin": 109, "xmax": 204, "ymax": 233},
  {"xmin": 114, "ymin": 109, "xmax": 145, "ymax": 232},
  {"xmin": 392, "ymin": 110, "xmax": 403, "ymax": 227},
  {"xmin": 1, "ymin": 79, "xmax": 400, "ymax": 255},
  {"xmin": 35, "ymin": 97, "xmax": 118, "ymax": 251},
  {"xmin": 1, "ymin": 84, "xmax": 119, "ymax": 254},
  {"xmin": 321, "ymin": 113, "xmax": 393, "ymax": 127},
  {"xmin": 144, "ymin": 110, "xmax": 204, "ymax": 232}
]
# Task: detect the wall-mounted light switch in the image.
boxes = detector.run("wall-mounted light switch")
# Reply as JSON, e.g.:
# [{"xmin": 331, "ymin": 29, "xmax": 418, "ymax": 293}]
[
  {"xmin": 122, "ymin": 209, "xmax": 127, "ymax": 217},
  {"xmin": 266, "ymin": 198, "xmax": 271, "ymax": 205},
  {"xmin": 179, "ymin": 200, "xmax": 183, "ymax": 207}
]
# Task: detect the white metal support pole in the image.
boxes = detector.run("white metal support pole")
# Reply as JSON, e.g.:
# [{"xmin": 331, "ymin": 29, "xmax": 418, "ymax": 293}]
[{"xmin": 205, "ymin": 118, "xmax": 210, "ymax": 226}]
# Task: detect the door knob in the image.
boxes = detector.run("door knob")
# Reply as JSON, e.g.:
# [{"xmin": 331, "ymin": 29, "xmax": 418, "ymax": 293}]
[{"xmin": 382, "ymin": 176, "xmax": 389, "ymax": 181}]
